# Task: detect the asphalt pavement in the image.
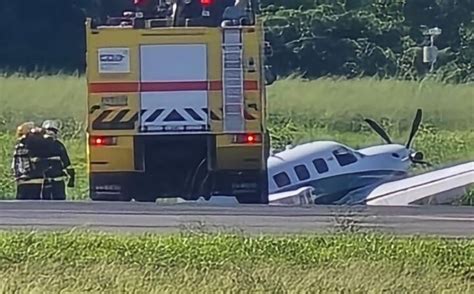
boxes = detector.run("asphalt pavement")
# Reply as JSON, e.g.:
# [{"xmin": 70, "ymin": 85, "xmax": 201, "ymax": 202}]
[{"xmin": 0, "ymin": 201, "xmax": 473, "ymax": 237}]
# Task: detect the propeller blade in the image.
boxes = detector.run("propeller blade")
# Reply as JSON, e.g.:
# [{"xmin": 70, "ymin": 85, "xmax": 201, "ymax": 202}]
[
  {"xmin": 406, "ymin": 108, "xmax": 422, "ymax": 148},
  {"xmin": 364, "ymin": 118, "xmax": 392, "ymax": 144}
]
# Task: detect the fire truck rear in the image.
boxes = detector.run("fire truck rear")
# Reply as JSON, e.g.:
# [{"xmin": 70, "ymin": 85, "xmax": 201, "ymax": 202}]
[{"xmin": 85, "ymin": 0, "xmax": 275, "ymax": 203}]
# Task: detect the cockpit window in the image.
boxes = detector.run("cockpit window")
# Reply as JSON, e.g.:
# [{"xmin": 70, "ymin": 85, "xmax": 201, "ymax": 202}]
[
  {"xmin": 332, "ymin": 147, "xmax": 357, "ymax": 166},
  {"xmin": 312, "ymin": 158, "xmax": 329, "ymax": 174},
  {"xmin": 294, "ymin": 164, "xmax": 310, "ymax": 181},
  {"xmin": 273, "ymin": 172, "xmax": 291, "ymax": 188}
]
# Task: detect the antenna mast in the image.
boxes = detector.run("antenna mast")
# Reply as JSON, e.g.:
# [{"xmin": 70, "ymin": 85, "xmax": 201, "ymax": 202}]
[{"xmin": 422, "ymin": 27, "xmax": 442, "ymax": 73}]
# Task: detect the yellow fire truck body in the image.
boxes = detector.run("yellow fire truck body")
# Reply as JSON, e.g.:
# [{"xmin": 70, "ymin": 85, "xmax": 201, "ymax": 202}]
[{"xmin": 85, "ymin": 2, "xmax": 272, "ymax": 203}]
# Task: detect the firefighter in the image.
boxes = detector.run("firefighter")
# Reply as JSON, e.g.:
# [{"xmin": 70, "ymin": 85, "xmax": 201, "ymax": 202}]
[
  {"xmin": 40, "ymin": 120, "xmax": 75, "ymax": 200},
  {"xmin": 11, "ymin": 123, "xmax": 46, "ymax": 200},
  {"xmin": 220, "ymin": 0, "xmax": 249, "ymax": 25}
]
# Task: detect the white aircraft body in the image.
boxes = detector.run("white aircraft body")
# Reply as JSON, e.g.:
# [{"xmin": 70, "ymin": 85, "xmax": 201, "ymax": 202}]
[
  {"xmin": 193, "ymin": 109, "xmax": 473, "ymax": 206},
  {"xmin": 267, "ymin": 140, "xmax": 413, "ymax": 204}
]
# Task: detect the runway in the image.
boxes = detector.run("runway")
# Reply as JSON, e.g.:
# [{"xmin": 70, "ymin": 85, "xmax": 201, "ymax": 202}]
[{"xmin": 0, "ymin": 201, "xmax": 473, "ymax": 237}]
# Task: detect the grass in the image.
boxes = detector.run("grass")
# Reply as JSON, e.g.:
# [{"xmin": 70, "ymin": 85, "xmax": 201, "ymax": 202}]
[
  {"xmin": 0, "ymin": 231, "xmax": 472, "ymax": 292},
  {"xmin": 0, "ymin": 74, "xmax": 473, "ymax": 202},
  {"xmin": 4, "ymin": 263, "xmax": 472, "ymax": 293},
  {"xmin": 268, "ymin": 78, "xmax": 474, "ymax": 132}
]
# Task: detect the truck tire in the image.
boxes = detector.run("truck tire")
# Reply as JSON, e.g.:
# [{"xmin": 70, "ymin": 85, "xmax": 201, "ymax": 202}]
[
  {"xmin": 235, "ymin": 132, "xmax": 271, "ymax": 204},
  {"xmin": 133, "ymin": 195, "xmax": 158, "ymax": 203},
  {"xmin": 235, "ymin": 170, "xmax": 269, "ymax": 204},
  {"xmin": 133, "ymin": 187, "xmax": 158, "ymax": 202}
]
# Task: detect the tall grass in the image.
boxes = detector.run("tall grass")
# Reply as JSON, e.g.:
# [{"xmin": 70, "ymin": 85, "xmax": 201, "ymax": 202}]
[
  {"xmin": 0, "ymin": 73, "xmax": 85, "ymax": 121},
  {"xmin": 268, "ymin": 78, "xmax": 474, "ymax": 132},
  {"xmin": 0, "ymin": 231, "xmax": 472, "ymax": 292},
  {"xmin": 0, "ymin": 75, "xmax": 472, "ymax": 201},
  {"xmin": 4, "ymin": 263, "xmax": 472, "ymax": 293},
  {"xmin": 0, "ymin": 74, "xmax": 472, "ymax": 133}
]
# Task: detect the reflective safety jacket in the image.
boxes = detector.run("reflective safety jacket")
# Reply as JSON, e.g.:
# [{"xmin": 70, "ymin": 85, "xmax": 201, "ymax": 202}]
[
  {"xmin": 11, "ymin": 132, "xmax": 50, "ymax": 184},
  {"xmin": 43, "ymin": 134, "xmax": 72, "ymax": 182}
]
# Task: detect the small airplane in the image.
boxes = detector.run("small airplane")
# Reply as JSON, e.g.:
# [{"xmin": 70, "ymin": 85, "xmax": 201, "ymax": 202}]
[
  {"xmin": 193, "ymin": 108, "xmax": 472, "ymax": 206},
  {"xmin": 266, "ymin": 108, "xmax": 432, "ymax": 205}
]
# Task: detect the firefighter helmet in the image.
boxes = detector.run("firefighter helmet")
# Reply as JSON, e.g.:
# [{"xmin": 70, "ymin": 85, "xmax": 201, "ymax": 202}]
[
  {"xmin": 16, "ymin": 122, "xmax": 35, "ymax": 138},
  {"xmin": 42, "ymin": 120, "xmax": 61, "ymax": 133}
]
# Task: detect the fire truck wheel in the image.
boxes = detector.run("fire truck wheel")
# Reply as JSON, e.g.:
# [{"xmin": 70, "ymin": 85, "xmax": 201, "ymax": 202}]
[
  {"xmin": 236, "ymin": 192, "xmax": 269, "ymax": 204},
  {"xmin": 235, "ymin": 171, "xmax": 269, "ymax": 204},
  {"xmin": 90, "ymin": 193, "xmax": 132, "ymax": 202},
  {"xmin": 133, "ymin": 195, "xmax": 158, "ymax": 203}
]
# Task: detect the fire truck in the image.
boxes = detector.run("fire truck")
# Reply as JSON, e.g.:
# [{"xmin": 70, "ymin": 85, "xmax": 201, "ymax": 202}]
[{"xmin": 85, "ymin": 0, "xmax": 275, "ymax": 203}]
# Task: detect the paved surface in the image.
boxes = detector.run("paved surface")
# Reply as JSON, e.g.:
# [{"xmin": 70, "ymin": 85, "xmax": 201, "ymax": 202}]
[{"xmin": 0, "ymin": 201, "xmax": 473, "ymax": 237}]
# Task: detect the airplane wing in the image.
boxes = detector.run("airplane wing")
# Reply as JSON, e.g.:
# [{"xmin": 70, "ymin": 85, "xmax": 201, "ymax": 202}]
[
  {"xmin": 364, "ymin": 161, "xmax": 474, "ymax": 206},
  {"xmin": 331, "ymin": 184, "xmax": 380, "ymax": 205},
  {"xmin": 269, "ymin": 186, "xmax": 315, "ymax": 205},
  {"xmin": 328, "ymin": 173, "xmax": 407, "ymax": 205}
]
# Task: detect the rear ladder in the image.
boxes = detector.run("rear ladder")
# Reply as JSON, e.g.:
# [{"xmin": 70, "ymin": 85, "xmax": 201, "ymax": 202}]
[{"xmin": 222, "ymin": 27, "xmax": 245, "ymax": 132}]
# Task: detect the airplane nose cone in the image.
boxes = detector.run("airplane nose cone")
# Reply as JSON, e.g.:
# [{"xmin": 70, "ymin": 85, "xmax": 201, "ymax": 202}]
[{"xmin": 410, "ymin": 151, "xmax": 424, "ymax": 161}]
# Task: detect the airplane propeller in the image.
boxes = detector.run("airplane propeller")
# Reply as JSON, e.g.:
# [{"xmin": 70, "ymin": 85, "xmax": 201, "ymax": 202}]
[
  {"xmin": 405, "ymin": 108, "xmax": 422, "ymax": 149},
  {"xmin": 364, "ymin": 108, "xmax": 432, "ymax": 167},
  {"xmin": 364, "ymin": 118, "xmax": 392, "ymax": 144}
]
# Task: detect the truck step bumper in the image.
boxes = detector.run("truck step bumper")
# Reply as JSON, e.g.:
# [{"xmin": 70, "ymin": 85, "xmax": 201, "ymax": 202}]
[{"xmin": 90, "ymin": 172, "xmax": 138, "ymax": 201}]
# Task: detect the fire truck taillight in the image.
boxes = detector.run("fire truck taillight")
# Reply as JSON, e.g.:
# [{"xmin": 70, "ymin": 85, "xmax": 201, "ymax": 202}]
[
  {"xmin": 233, "ymin": 134, "xmax": 262, "ymax": 144},
  {"xmin": 200, "ymin": 0, "xmax": 214, "ymax": 6},
  {"xmin": 90, "ymin": 136, "xmax": 118, "ymax": 146}
]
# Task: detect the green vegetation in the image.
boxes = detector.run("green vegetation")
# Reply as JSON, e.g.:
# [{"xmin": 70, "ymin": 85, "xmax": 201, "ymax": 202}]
[
  {"xmin": 3, "ymin": 0, "xmax": 473, "ymax": 84},
  {"xmin": 268, "ymin": 78, "xmax": 474, "ymax": 131},
  {"xmin": 0, "ymin": 75, "xmax": 472, "ymax": 202},
  {"xmin": 0, "ymin": 231, "xmax": 472, "ymax": 292},
  {"xmin": 1, "ymin": 1, "xmax": 472, "ymax": 291},
  {"xmin": 261, "ymin": 0, "xmax": 474, "ymax": 83}
]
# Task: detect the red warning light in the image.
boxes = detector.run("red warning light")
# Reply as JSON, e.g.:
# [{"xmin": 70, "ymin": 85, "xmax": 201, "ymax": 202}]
[
  {"xmin": 90, "ymin": 136, "xmax": 117, "ymax": 146},
  {"xmin": 233, "ymin": 134, "xmax": 262, "ymax": 144},
  {"xmin": 200, "ymin": 0, "xmax": 214, "ymax": 6}
]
